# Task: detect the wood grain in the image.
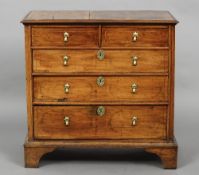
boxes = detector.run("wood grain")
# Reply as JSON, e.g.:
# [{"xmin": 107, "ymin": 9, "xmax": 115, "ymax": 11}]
[
  {"xmin": 102, "ymin": 26, "xmax": 169, "ymax": 48},
  {"xmin": 24, "ymin": 137, "xmax": 177, "ymax": 168},
  {"xmin": 34, "ymin": 105, "xmax": 167, "ymax": 139},
  {"xmin": 33, "ymin": 49, "xmax": 168, "ymax": 73},
  {"xmin": 32, "ymin": 26, "xmax": 99, "ymax": 47},
  {"xmin": 33, "ymin": 76, "xmax": 168, "ymax": 102},
  {"xmin": 168, "ymin": 25, "xmax": 175, "ymax": 139},
  {"xmin": 22, "ymin": 10, "xmax": 178, "ymax": 168},
  {"xmin": 25, "ymin": 136, "xmax": 177, "ymax": 147},
  {"xmin": 146, "ymin": 147, "xmax": 177, "ymax": 169},
  {"xmin": 33, "ymin": 101, "xmax": 169, "ymax": 105},
  {"xmin": 22, "ymin": 11, "xmax": 178, "ymax": 24},
  {"xmin": 24, "ymin": 147, "xmax": 55, "ymax": 168},
  {"xmin": 24, "ymin": 26, "xmax": 33, "ymax": 140}
]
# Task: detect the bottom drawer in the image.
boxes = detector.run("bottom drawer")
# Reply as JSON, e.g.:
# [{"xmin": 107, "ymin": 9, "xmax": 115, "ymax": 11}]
[{"xmin": 34, "ymin": 105, "xmax": 167, "ymax": 139}]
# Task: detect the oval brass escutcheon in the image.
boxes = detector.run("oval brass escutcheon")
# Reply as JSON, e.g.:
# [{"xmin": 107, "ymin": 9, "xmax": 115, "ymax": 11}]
[
  {"xmin": 97, "ymin": 50, "xmax": 105, "ymax": 60},
  {"xmin": 96, "ymin": 106, "xmax": 105, "ymax": 117},
  {"xmin": 97, "ymin": 76, "xmax": 105, "ymax": 87}
]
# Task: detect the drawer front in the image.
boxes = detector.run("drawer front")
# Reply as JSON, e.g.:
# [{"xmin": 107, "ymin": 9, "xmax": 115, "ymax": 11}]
[
  {"xmin": 32, "ymin": 26, "xmax": 99, "ymax": 47},
  {"xmin": 33, "ymin": 50, "xmax": 168, "ymax": 73},
  {"xmin": 102, "ymin": 26, "xmax": 169, "ymax": 47},
  {"xmin": 34, "ymin": 106, "xmax": 167, "ymax": 139},
  {"xmin": 33, "ymin": 76, "xmax": 168, "ymax": 102}
]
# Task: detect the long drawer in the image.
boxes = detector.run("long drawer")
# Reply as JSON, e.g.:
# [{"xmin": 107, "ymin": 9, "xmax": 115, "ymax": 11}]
[
  {"xmin": 33, "ymin": 76, "xmax": 168, "ymax": 102},
  {"xmin": 34, "ymin": 105, "xmax": 167, "ymax": 139},
  {"xmin": 33, "ymin": 50, "xmax": 168, "ymax": 73}
]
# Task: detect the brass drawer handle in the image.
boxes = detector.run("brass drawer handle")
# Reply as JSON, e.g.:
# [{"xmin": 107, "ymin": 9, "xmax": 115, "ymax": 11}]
[
  {"xmin": 132, "ymin": 32, "xmax": 138, "ymax": 42},
  {"xmin": 64, "ymin": 83, "xmax": 70, "ymax": 93},
  {"xmin": 132, "ymin": 56, "xmax": 138, "ymax": 66},
  {"xmin": 64, "ymin": 32, "xmax": 69, "ymax": 42},
  {"xmin": 97, "ymin": 76, "xmax": 105, "ymax": 87},
  {"xmin": 132, "ymin": 116, "xmax": 138, "ymax": 126},
  {"xmin": 64, "ymin": 116, "xmax": 70, "ymax": 126},
  {"xmin": 131, "ymin": 83, "xmax": 138, "ymax": 94},
  {"xmin": 96, "ymin": 106, "xmax": 105, "ymax": 117},
  {"xmin": 63, "ymin": 55, "xmax": 69, "ymax": 66},
  {"xmin": 97, "ymin": 50, "xmax": 105, "ymax": 60}
]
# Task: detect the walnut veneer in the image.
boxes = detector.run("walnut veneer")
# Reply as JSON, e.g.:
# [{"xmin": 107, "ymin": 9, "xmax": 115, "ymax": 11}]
[{"xmin": 22, "ymin": 10, "xmax": 178, "ymax": 168}]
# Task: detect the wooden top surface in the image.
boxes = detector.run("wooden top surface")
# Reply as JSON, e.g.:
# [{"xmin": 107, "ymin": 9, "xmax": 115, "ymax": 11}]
[{"xmin": 22, "ymin": 10, "xmax": 178, "ymax": 24}]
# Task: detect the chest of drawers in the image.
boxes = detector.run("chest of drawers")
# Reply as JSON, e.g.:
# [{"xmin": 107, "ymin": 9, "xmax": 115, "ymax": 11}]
[{"xmin": 22, "ymin": 11, "xmax": 178, "ymax": 168}]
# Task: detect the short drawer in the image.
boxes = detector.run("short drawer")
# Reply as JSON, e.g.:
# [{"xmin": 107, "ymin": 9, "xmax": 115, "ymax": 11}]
[
  {"xmin": 102, "ymin": 26, "xmax": 169, "ymax": 48},
  {"xmin": 33, "ymin": 50, "xmax": 168, "ymax": 73},
  {"xmin": 33, "ymin": 76, "xmax": 168, "ymax": 102},
  {"xmin": 34, "ymin": 105, "xmax": 167, "ymax": 139},
  {"xmin": 32, "ymin": 26, "xmax": 99, "ymax": 47}
]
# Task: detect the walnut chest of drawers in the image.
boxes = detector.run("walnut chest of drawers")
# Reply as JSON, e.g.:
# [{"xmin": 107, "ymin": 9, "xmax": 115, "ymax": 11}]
[{"xmin": 22, "ymin": 10, "xmax": 178, "ymax": 168}]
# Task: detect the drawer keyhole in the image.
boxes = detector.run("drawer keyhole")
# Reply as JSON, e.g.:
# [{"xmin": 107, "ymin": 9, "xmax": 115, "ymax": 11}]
[
  {"xmin": 96, "ymin": 106, "xmax": 105, "ymax": 117},
  {"xmin": 97, "ymin": 50, "xmax": 105, "ymax": 60},
  {"xmin": 97, "ymin": 76, "xmax": 105, "ymax": 87}
]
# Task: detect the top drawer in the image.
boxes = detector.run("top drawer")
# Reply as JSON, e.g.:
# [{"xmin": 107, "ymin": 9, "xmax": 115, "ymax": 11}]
[
  {"xmin": 102, "ymin": 26, "xmax": 169, "ymax": 48},
  {"xmin": 32, "ymin": 26, "xmax": 99, "ymax": 48}
]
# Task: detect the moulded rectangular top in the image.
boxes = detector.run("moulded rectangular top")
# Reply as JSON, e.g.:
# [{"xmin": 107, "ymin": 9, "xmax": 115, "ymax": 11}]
[{"xmin": 22, "ymin": 10, "xmax": 178, "ymax": 24}]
